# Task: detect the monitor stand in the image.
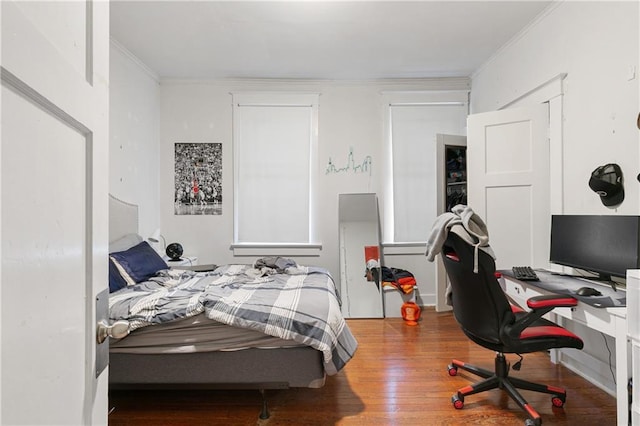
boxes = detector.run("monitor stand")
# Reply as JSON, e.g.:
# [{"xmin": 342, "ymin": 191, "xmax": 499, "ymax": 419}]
[{"xmin": 584, "ymin": 273, "xmax": 619, "ymax": 291}]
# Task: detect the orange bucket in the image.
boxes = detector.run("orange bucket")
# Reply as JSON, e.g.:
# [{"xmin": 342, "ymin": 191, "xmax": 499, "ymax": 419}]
[{"xmin": 401, "ymin": 301, "xmax": 421, "ymax": 326}]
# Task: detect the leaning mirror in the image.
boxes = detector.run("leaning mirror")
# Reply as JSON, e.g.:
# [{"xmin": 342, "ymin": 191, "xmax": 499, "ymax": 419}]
[{"xmin": 338, "ymin": 193, "xmax": 384, "ymax": 318}]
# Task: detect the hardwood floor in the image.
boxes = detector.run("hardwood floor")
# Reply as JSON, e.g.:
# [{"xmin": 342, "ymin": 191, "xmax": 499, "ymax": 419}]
[{"xmin": 108, "ymin": 309, "xmax": 618, "ymax": 425}]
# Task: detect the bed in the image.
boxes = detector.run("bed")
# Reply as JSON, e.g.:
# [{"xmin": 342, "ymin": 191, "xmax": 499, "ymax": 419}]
[{"xmin": 107, "ymin": 194, "xmax": 358, "ymax": 418}]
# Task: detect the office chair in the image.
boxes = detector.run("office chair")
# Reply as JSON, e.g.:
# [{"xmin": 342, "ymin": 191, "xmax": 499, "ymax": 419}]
[{"xmin": 440, "ymin": 226, "xmax": 584, "ymax": 426}]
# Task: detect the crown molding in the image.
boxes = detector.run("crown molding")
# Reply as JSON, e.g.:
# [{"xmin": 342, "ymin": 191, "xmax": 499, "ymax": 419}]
[
  {"xmin": 110, "ymin": 37, "xmax": 160, "ymax": 83},
  {"xmin": 160, "ymin": 76, "xmax": 471, "ymax": 90}
]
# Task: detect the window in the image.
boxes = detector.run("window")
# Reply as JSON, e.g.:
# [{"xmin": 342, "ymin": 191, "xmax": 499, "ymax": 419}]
[
  {"xmin": 232, "ymin": 92, "xmax": 320, "ymax": 254},
  {"xmin": 383, "ymin": 91, "xmax": 468, "ymax": 244}
]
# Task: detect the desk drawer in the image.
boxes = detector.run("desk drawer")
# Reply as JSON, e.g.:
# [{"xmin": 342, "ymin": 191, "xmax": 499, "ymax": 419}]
[{"xmin": 503, "ymin": 279, "xmax": 529, "ymax": 308}]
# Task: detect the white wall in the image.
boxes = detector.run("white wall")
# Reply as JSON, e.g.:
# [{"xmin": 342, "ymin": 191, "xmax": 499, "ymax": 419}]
[
  {"xmin": 109, "ymin": 40, "xmax": 161, "ymax": 240},
  {"xmin": 158, "ymin": 78, "xmax": 469, "ymax": 304},
  {"xmin": 471, "ymin": 1, "xmax": 639, "ymax": 215}
]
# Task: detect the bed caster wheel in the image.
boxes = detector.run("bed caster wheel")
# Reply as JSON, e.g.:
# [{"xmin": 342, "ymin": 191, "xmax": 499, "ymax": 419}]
[
  {"xmin": 551, "ymin": 395, "xmax": 565, "ymax": 407},
  {"xmin": 451, "ymin": 394, "xmax": 464, "ymax": 409},
  {"xmin": 447, "ymin": 364, "xmax": 458, "ymax": 376}
]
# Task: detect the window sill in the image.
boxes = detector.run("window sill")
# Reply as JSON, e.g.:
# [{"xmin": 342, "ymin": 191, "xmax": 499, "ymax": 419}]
[
  {"xmin": 381, "ymin": 242, "xmax": 426, "ymax": 255},
  {"xmin": 231, "ymin": 243, "xmax": 322, "ymax": 257}
]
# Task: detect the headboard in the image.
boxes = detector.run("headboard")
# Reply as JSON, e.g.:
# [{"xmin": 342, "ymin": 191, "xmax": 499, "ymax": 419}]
[{"xmin": 109, "ymin": 194, "xmax": 139, "ymax": 242}]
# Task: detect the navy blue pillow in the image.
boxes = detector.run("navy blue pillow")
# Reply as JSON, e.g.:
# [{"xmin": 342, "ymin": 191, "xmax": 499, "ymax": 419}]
[
  {"xmin": 110, "ymin": 241, "xmax": 168, "ymax": 284},
  {"xmin": 109, "ymin": 258, "xmax": 128, "ymax": 293}
]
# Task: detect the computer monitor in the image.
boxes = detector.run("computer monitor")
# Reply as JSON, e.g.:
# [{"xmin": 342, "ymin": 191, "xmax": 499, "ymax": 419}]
[{"xmin": 549, "ymin": 215, "xmax": 640, "ymax": 284}]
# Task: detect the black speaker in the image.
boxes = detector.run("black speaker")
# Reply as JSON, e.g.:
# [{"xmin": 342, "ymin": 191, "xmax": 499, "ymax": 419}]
[{"xmin": 166, "ymin": 243, "xmax": 184, "ymax": 260}]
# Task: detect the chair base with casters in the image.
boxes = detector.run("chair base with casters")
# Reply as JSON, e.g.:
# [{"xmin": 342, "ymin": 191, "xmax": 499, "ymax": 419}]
[{"xmin": 447, "ymin": 353, "xmax": 566, "ymax": 426}]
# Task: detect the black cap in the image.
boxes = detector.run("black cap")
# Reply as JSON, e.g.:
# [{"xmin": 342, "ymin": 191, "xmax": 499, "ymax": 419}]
[{"xmin": 589, "ymin": 163, "xmax": 624, "ymax": 207}]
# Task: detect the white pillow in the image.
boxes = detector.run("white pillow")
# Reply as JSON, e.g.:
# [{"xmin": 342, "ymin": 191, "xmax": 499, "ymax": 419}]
[{"xmin": 109, "ymin": 233, "xmax": 143, "ymax": 254}]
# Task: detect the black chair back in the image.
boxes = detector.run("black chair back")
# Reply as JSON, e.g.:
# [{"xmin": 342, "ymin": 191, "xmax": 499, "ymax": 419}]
[{"xmin": 441, "ymin": 228, "xmax": 514, "ymax": 351}]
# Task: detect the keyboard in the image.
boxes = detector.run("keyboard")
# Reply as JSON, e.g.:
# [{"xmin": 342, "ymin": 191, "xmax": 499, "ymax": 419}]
[{"xmin": 512, "ymin": 266, "xmax": 539, "ymax": 281}]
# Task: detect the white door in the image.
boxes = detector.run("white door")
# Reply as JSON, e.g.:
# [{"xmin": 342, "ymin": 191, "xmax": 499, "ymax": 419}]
[
  {"xmin": 467, "ymin": 104, "xmax": 550, "ymax": 270},
  {"xmin": 1, "ymin": 2, "xmax": 110, "ymax": 425},
  {"xmin": 435, "ymin": 134, "xmax": 466, "ymax": 312}
]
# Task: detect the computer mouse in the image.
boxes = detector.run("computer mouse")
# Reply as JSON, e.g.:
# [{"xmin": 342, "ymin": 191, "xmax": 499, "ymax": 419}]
[{"xmin": 576, "ymin": 286, "xmax": 602, "ymax": 297}]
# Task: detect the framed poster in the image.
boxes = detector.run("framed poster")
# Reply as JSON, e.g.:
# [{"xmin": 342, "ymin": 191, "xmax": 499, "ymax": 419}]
[{"xmin": 174, "ymin": 142, "xmax": 222, "ymax": 215}]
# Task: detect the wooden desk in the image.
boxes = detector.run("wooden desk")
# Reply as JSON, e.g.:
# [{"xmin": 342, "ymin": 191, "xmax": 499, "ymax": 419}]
[{"xmin": 501, "ymin": 271, "xmax": 628, "ymax": 426}]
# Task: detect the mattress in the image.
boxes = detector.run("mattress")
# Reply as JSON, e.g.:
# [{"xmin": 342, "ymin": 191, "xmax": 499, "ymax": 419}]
[{"xmin": 110, "ymin": 313, "xmax": 303, "ymax": 354}]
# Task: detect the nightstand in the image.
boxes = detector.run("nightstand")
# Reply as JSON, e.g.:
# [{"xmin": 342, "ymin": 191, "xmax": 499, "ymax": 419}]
[{"xmin": 164, "ymin": 256, "xmax": 198, "ymax": 267}]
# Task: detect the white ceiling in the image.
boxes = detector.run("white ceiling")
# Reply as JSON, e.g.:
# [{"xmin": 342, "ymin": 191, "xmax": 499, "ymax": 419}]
[{"xmin": 110, "ymin": 1, "xmax": 554, "ymax": 80}]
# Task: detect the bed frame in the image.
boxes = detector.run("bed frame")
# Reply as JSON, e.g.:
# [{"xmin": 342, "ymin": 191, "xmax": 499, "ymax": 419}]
[{"xmin": 108, "ymin": 194, "xmax": 326, "ymax": 418}]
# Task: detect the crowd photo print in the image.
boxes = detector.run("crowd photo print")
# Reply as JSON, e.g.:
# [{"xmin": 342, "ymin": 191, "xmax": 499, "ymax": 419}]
[{"xmin": 174, "ymin": 142, "xmax": 222, "ymax": 215}]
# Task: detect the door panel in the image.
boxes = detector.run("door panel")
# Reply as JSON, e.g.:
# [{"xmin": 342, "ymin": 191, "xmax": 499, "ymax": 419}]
[
  {"xmin": 2, "ymin": 85, "xmax": 88, "ymax": 425},
  {"xmin": 485, "ymin": 120, "xmax": 534, "ymax": 174},
  {"xmin": 485, "ymin": 185, "xmax": 533, "ymax": 268},
  {"xmin": 1, "ymin": 1, "xmax": 109, "ymax": 424},
  {"xmin": 467, "ymin": 104, "xmax": 549, "ymax": 269}
]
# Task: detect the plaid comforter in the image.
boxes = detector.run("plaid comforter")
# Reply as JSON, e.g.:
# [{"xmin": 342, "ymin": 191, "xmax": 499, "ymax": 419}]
[{"xmin": 109, "ymin": 259, "xmax": 358, "ymax": 375}]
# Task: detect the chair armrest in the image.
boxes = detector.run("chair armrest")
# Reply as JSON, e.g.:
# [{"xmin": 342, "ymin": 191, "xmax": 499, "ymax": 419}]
[
  {"xmin": 503, "ymin": 295, "xmax": 578, "ymax": 340},
  {"xmin": 527, "ymin": 294, "xmax": 578, "ymax": 310}
]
